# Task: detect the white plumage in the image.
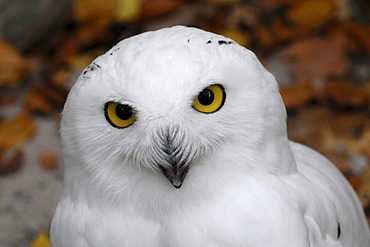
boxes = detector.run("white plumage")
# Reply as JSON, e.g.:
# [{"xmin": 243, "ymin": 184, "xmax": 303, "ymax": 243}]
[{"xmin": 50, "ymin": 26, "xmax": 370, "ymax": 247}]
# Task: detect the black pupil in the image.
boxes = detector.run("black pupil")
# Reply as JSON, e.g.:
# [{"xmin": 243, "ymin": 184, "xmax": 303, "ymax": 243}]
[
  {"xmin": 115, "ymin": 104, "xmax": 133, "ymax": 120},
  {"xmin": 198, "ymin": 89, "xmax": 214, "ymax": 106}
]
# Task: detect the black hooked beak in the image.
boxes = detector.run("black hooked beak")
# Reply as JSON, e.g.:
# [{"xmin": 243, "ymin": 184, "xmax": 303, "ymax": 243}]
[
  {"xmin": 157, "ymin": 128, "xmax": 191, "ymax": 189},
  {"xmin": 159, "ymin": 163, "xmax": 190, "ymax": 189}
]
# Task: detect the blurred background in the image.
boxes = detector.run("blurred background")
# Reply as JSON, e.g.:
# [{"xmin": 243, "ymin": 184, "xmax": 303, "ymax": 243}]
[{"xmin": 0, "ymin": 0, "xmax": 369, "ymax": 246}]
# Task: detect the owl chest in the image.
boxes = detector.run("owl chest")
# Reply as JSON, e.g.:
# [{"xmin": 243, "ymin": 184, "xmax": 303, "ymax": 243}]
[
  {"xmin": 88, "ymin": 197, "xmax": 306, "ymax": 247},
  {"xmin": 53, "ymin": 183, "xmax": 308, "ymax": 247}
]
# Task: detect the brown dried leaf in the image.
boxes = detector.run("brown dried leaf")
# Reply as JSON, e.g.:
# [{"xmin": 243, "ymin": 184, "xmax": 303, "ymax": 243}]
[
  {"xmin": 140, "ymin": 0, "xmax": 184, "ymax": 20},
  {"xmin": 281, "ymin": 32, "xmax": 348, "ymax": 83},
  {"xmin": 0, "ymin": 112, "xmax": 37, "ymax": 149},
  {"xmin": 40, "ymin": 152, "xmax": 58, "ymax": 170},
  {"xmin": 287, "ymin": 0, "xmax": 337, "ymax": 30},
  {"xmin": 0, "ymin": 38, "xmax": 29, "ymax": 87},
  {"xmin": 33, "ymin": 84, "xmax": 68, "ymax": 109},
  {"xmin": 344, "ymin": 173, "xmax": 362, "ymax": 192},
  {"xmin": 272, "ymin": 19, "xmax": 300, "ymax": 44},
  {"xmin": 57, "ymin": 25, "xmax": 106, "ymax": 62},
  {"xmin": 324, "ymin": 80, "xmax": 369, "ymax": 108},
  {"xmin": 358, "ymin": 167, "xmax": 370, "ymax": 207},
  {"xmin": 51, "ymin": 67, "xmax": 71, "ymax": 88},
  {"xmin": 345, "ymin": 21, "xmax": 370, "ymax": 54},
  {"xmin": 219, "ymin": 28, "xmax": 250, "ymax": 47},
  {"xmin": 0, "ymin": 95, "xmax": 18, "ymax": 107},
  {"xmin": 280, "ymin": 83, "xmax": 316, "ymax": 109},
  {"xmin": 255, "ymin": 20, "xmax": 300, "ymax": 51},
  {"xmin": 115, "ymin": 0, "xmax": 142, "ymax": 21},
  {"xmin": 74, "ymin": 0, "xmax": 116, "ymax": 26},
  {"xmin": 26, "ymin": 88, "xmax": 53, "ymax": 115},
  {"xmin": 0, "ymin": 148, "xmax": 23, "ymax": 174}
]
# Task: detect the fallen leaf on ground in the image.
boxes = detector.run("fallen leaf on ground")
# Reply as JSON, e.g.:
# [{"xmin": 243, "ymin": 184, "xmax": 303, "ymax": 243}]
[
  {"xmin": 287, "ymin": 0, "xmax": 337, "ymax": 31},
  {"xmin": 26, "ymin": 87, "xmax": 53, "ymax": 115},
  {"xmin": 40, "ymin": 152, "xmax": 59, "ymax": 170},
  {"xmin": 281, "ymin": 32, "xmax": 348, "ymax": 83},
  {"xmin": 0, "ymin": 112, "xmax": 37, "ymax": 149},
  {"xmin": 0, "ymin": 38, "xmax": 29, "ymax": 87},
  {"xmin": 344, "ymin": 172, "xmax": 362, "ymax": 192},
  {"xmin": 324, "ymin": 80, "xmax": 369, "ymax": 108},
  {"xmin": 115, "ymin": 0, "xmax": 142, "ymax": 21},
  {"xmin": 32, "ymin": 84, "xmax": 68, "ymax": 110},
  {"xmin": 219, "ymin": 27, "xmax": 250, "ymax": 47},
  {"xmin": 74, "ymin": 0, "xmax": 116, "ymax": 26},
  {"xmin": 141, "ymin": 0, "xmax": 185, "ymax": 21},
  {"xmin": 344, "ymin": 21, "xmax": 370, "ymax": 54},
  {"xmin": 0, "ymin": 148, "xmax": 23, "ymax": 174},
  {"xmin": 56, "ymin": 25, "xmax": 107, "ymax": 62},
  {"xmin": 280, "ymin": 83, "xmax": 317, "ymax": 109},
  {"xmin": 30, "ymin": 231, "xmax": 50, "ymax": 247},
  {"xmin": 358, "ymin": 167, "xmax": 370, "ymax": 208},
  {"xmin": 51, "ymin": 67, "xmax": 71, "ymax": 88}
]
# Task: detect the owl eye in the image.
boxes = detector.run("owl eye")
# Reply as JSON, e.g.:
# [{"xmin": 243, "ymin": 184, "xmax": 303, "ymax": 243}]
[
  {"xmin": 104, "ymin": 102, "xmax": 136, "ymax": 128},
  {"xmin": 192, "ymin": 84, "xmax": 226, "ymax": 113}
]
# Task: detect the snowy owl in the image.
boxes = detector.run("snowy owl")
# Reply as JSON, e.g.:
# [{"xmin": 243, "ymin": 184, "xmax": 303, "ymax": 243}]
[{"xmin": 50, "ymin": 26, "xmax": 370, "ymax": 247}]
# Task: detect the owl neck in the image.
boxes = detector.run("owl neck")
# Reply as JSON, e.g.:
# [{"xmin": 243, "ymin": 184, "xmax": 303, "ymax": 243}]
[{"xmin": 260, "ymin": 135, "xmax": 297, "ymax": 175}]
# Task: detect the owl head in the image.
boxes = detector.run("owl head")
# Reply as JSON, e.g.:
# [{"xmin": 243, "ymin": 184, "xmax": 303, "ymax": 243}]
[{"xmin": 61, "ymin": 26, "xmax": 295, "ymax": 193}]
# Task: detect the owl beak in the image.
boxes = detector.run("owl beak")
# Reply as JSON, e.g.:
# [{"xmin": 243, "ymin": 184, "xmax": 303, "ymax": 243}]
[
  {"xmin": 159, "ymin": 164, "xmax": 190, "ymax": 189},
  {"xmin": 156, "ymin": 126, "xmax": 192, "ymax": 189}
]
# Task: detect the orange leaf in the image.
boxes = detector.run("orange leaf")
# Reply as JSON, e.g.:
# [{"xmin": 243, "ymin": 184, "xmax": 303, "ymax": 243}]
[
  {"xmin": 141, "ymin": 0, "xmax": 184, "ymax": 20},
  {"xmin": 0, "ymin": 38, "xmax": 29, "ymax": 87},
  {"xmin": 26, "ymin": 88, "xmax": 53, "ymax": 115},
  {"xmin": 287, "ymin": 0, "xmax": 337, "ymax": 30},
  {"xmin": 30, "ymin": 231, "xmax": 50, "ymax": 247},
  {"xmin": 345, "ymin": 21, "xmax": 370, "ymax": 54},
  {"xmin": 115, "ymin": 0, "xmax": 143, "ymax": 21},
  {"xmin": 324, "ymin": 80, "xmax": 369, "ymax": 108},
  {"xmin": 40, "ymin": 152, "xmax": 59, "ymax": 170},
  {"xmin": 74, "ymin": 0, "xmax": 116, "ymax": 26},
  {"xmin": 0, "ymin": 148, "xmax": 23, "ymax": 174},
  {"xmin": 0, "ymin": 112, "xmax": 37, "ymax": 149},
  {"xmin": 281, "ymin": 32, "xmax": 348, "ymax": 83},
  {"xmin": 280, "ymin": 83, "xmax": 316, "ymax": 109},
  {"xmin": 218, "ymin": 28, "xmax": 250, "ymax": 47}
]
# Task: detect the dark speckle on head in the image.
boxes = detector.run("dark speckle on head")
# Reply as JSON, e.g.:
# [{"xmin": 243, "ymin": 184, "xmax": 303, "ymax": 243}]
[
  {"xmin": 206, "ymin": 40, "xmax": 212, "ymax": 44},
  {"xmin": 109, "ymin": 46, "xmax": 121, "ymax": 56},
  {"xmin": 82, "ymin": 62, "xmax": 101, "ymax": 76},
  {"xmin": 218, "ymin": 40, "xmax": 233, "ymax": 45}
]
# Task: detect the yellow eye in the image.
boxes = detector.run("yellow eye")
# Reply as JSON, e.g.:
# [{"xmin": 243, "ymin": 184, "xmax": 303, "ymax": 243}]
[
  {"xmin": 104, "ymin": 102, "xmax": 136, "ymax": 128},
  {"xmin": 192, "ymin": 84, "xmax": 226, "ymax": 113}
]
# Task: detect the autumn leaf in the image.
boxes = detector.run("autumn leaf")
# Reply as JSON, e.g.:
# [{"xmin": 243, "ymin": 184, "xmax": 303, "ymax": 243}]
[
  {"xmin": 287, "ymin": 0, "xmax": 338, "ymax": 31},
  {"xmin": 345, "ymin": 21, "xmax": 370, "ymax": 54},
  {"xmin": 30, "ymin": 231, "xmax": 50, "ymax": 247},
  {"xmin": 280, "ymin": 83, "xmax": 317, "ymax": 109},
  {"xmin": 0, "ymin": 37, "xmax": 29, "ymax": 87},
  {"xmin": 281, "ymin": 32, "xmax": 348, "ymax": 83},
  {"xmin": 140, "ymin": 0, "xmax": 184, "ymax": 20},
  {"xmin": 74, "ymin": 0, "xmax": 116, "ymax": 26},
  {"xmin": 0, "ymin": 148, "xmax": 23, "ymax": 174},
  {"xmin": 115, "ymin": 0, "xmax": 142, "ymax": 21},
  {"xmin": 219, "ymin": 27, "xmax": 250, "ymax": 47},
  {"xmin": 40, "ymin": 152, "xmax": 59, "ymax": 170},
  {"xmin": 26, "ymin": 87, "xmax": 53, "ymax": 115},
  {"xmin": 324, "ymin": 80, "xmax": 369, "ymax": 108},
  {"xmin": 0, "ymin": 112, "xmax": 37, "ymax": 149}
]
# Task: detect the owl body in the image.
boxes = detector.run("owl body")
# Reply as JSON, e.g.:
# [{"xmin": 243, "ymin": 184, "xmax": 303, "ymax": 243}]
[{"xmin": 51, "ymin": 26, "xmax": 369, "ymax": 247}]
